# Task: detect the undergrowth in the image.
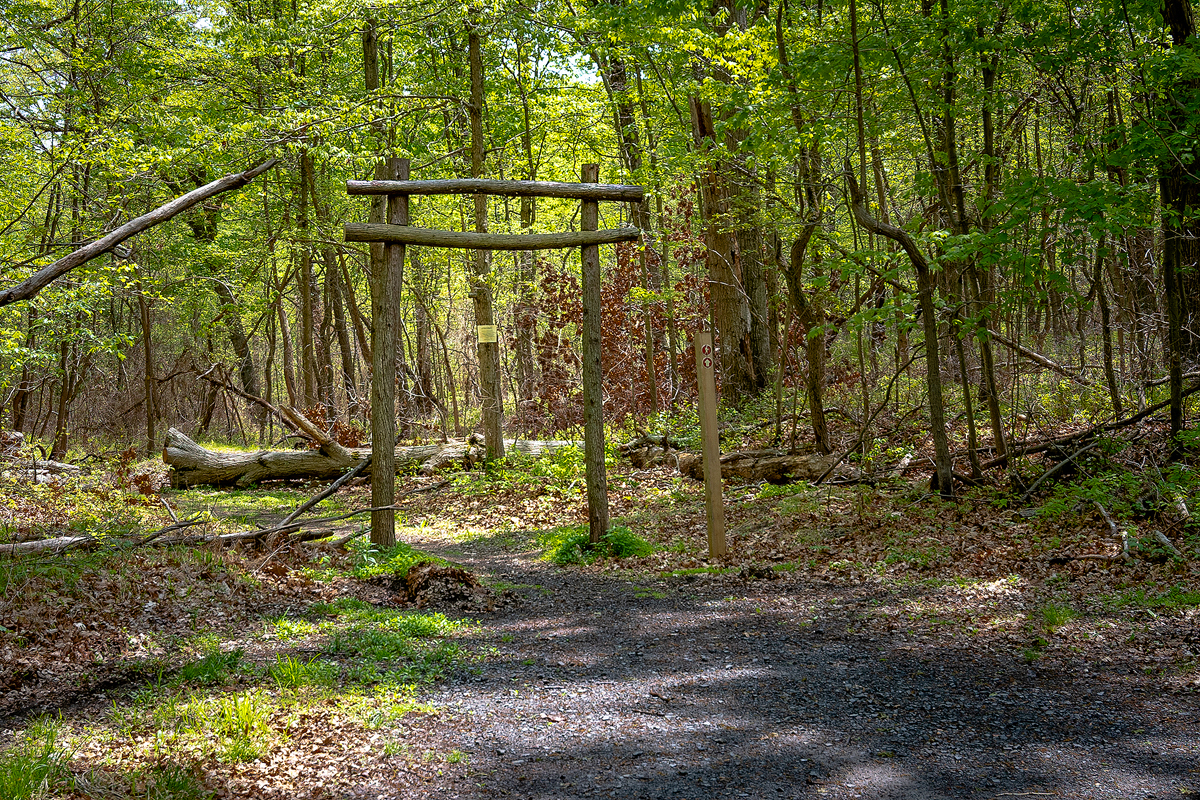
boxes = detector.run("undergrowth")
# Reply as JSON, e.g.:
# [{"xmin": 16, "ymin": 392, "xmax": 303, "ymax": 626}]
[{"xmin": 540, "ymin": 524, "xmax": 655, "ymax": 565}]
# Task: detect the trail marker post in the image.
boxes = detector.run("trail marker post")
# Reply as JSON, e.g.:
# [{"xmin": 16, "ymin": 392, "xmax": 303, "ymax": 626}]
[{"xmin": 694, "ymin": 329, "xmax": 726, "ymax": 557}]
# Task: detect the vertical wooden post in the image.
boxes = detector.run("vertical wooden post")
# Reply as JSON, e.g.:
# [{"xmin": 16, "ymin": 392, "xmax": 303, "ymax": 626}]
[
  {"xmin": 581, "ymin": 163, "xmax": 610, "ymax": 544},
  {"xmin": 370, "ymin": 157, "xmax": 407, "ymax": 548},
  {"xmin": 694, "ymin": 329, "xmax": 726, "ymax": 557}
]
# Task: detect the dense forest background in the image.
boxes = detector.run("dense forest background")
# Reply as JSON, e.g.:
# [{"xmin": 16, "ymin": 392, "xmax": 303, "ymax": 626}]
[{"xmin": 3, "ymin": 0, "xmax": 1199, "ymax": 482}]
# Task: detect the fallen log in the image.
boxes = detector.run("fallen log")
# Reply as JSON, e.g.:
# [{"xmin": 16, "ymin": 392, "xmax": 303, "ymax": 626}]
[
  {"xmin": 677, "ymin": 449, "xmax": 859, "ymax": 484},
  {"xmin": 1, "ymin": 535, "xmax": 96, "ymax": 556},
  {"xmin": 162, "ymin": 428, "xmax": 579, "ymax": 487}
]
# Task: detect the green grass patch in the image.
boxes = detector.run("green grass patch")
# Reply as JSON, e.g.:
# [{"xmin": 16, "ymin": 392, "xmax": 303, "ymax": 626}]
[
  {"xmin": 1103, "ymin": 584, "xmax": 1200, "ymax": 610},
  {"xmin": 270, "ymin": 655, "xmax": 339, "ymax": 689},
  {"xmin": 1039, "ymin": 602, "xmax": 1080, "ymax": 632},
  {"xmin": 316, "ymin": 608, "xmax": 475, "ymax": 686},
  {"xmin": 301, "ymin": 540, "xmax": 447, "ymax": 583},
  {"xmin": 133, "ymin": 689, "xmax": 276, "ymax": 763},
  {"xmin": 540, "ymin": 524, "xmax": 655, "ymax": 565},
  {"xmin": 757, "ymin": 482, "xmax": 811, "ymax": 500},
  {"xmin": 448, "ymin": 446, "xmax": 587, "ymax": 497},
  {"xmin": 266, "ymin": 617, "xmax": 317, "ymax": 640},
  {"xmin": 0, "ymin": 718, "xmax": 72, "ymax": 800},
  {"xmin": 120, "ymin": 762, "xmax": 212, "ymax": 800},
  {"xmin": 176, "ymin": 648, "xmax": 246, "ymax": 686}
]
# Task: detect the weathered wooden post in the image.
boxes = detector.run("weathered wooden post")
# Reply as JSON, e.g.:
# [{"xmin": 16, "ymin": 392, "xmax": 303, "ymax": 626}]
[
  {"xmin": 694, "ymin": 329, "xmax": 726, "ymax": 557},
  {"xmin": 369, "ymin": 157, "xmax": 408, "ymax": 548},
  {"xmin": 581, "ymin": 163, "xmax": 610, "ymax": 544}
]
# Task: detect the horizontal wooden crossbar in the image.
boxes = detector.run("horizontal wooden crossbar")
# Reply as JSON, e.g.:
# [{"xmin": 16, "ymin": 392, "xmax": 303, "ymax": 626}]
[
  {"xmin": 344, "ymin": 224, "xmax": 642, "ymax": 250},
  {"xmin": 346, "ymin": 178, "xmax": 644, "ymax": 202}
]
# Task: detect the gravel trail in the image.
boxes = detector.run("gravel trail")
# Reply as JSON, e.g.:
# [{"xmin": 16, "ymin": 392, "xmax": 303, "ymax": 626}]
[{"xmin": 403, "ymin": 537, "xmax": 1199, "ymax": 800}]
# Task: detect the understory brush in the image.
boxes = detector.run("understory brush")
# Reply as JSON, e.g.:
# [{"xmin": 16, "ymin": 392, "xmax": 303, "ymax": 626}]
[{"xmin": 0, "ymin": 446, "xmax": 168, "ymax": 544}]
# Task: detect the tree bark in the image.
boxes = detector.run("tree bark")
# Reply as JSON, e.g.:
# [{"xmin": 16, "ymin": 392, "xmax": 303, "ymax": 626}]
[
  {"xmin": 581, "ymin": 163, "xmax": 610, "ymax": 543},
  {"xmin": 162, "ymin": 427, "xmax": 577, "ymax": 487},
  {"xmin": 468, "ymin": 14, "xmax": 505, "ymax": 459},
  {"xmin": 369, "ymin": 157, "xmax": 407, "ymax": 548},
  {"xmin": 1160, "ymin": 0, "xmax": 1200, "ymax": 446},
  {"xmin": 138, "ymin": 284, "xmax": 157, "ymax": 456}
]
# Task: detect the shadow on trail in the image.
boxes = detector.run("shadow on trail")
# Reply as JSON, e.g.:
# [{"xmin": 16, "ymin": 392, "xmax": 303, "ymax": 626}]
[{"xmin": 416, "ymin": 541, "xmax": 1197, "ymax": 800}]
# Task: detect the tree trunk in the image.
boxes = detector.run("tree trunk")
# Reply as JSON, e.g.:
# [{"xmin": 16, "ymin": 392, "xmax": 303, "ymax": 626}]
[
  {"xmin": 776, "ymin": 3, "xmax": 829, "ymax": 452},
  {"xmin": 211, "ymin": 279, "xmax": 262, "ymax": 414},
  {"xmin": 690, "ymin": 96, "xmax": 767, "ymax": 404},
  {"xmin": 138, "ymin": 285, "xmax": 157, "ymax": 456},
  {"xmin": 847, "ymin": 168, "xmax": 955, "ymax": 497},
  {"xmin": 299, "ymin": 152, "xmax": 317, "ymax": 408},
  {"xmin": 329, "ymin": 250, "xmax": 360, "ymax": 418},
  {"xmin": 274, "ymin": 268, "xmax": 299, "ymax": 408},
  {"xmin": 1161, "ymin": 0, "xmax": 1200, "ymax": 446},
  {"xmin": 468, "ymin": 15, "xmax": 505, "ymax": 458}
]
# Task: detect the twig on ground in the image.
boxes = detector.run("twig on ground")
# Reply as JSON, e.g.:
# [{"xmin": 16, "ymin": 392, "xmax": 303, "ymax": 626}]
[
  {"xmin": 135, "ymin": 514, "xmax": 206, "ymax": 545},
  {"xmin": 1093, "ymin": 501, "xmax": 1133, "ymax": 563},
  {"xmin": 1019, "ymin": 440, "xmax": 1101, "ymax": 503},
  {"xmin": 278, "ymin": 458, "xmax": 371, "ymax": 528},
  {"xmin": 1152, "ymin": 530, "xmax": 1184, "ymax": 560},
  {"xmin": 159, "ymin": 496, "xmax": 179, "ymax": 524}
]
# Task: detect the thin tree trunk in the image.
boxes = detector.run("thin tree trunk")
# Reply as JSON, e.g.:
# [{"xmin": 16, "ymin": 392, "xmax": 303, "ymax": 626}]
[
  {"xmin": 329, "ymin": 250, "xmax": 359, "ymax": 418},
  {"xmin": 299, "ymin": 152, "xmax": 317, "ymax": 408},
  {"xmin": 1095, "ymin": 236, "xmax": 1123, "ymax": 417},
  {"xmin": 274, "ymin": 270, "xmax": 299, "ymax": 408},
  {"xmin": 847, "ymin": 168, "xmax": 954, "ymax": 497},
  {"xmin": 468, "ymin": 14, "xmax": 504, "ymax": 458},
  {"xmin": 138, "ymin": 285, "xmax": 157, "ymax": 456}
]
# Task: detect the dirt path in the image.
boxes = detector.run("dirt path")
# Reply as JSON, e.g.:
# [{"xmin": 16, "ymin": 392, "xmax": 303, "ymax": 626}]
[{"xmin": 400, "ymin": 534, "xmax": 1198, "ymax": 800}]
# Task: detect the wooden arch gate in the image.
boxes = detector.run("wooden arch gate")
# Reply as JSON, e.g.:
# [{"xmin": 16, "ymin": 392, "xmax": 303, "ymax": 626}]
[{"xmin": 344, "ymin": 161, "xmax": 644, "ymax": 546}]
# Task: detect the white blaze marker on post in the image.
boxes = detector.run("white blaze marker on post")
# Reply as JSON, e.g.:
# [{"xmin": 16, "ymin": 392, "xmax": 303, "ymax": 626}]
[{"xmin": 694, "ymin": 329, "xmax": 726, "ymax": 557}]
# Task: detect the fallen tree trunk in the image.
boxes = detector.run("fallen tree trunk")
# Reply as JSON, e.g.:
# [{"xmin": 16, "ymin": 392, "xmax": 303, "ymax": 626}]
[
  {"xmin": 163, "ymin": 428, "xmax": 578, "ymax": 487},
  {"xmin": 1, "ymin": 535, "xmax": 97, "ymax": 556},
  {"xmin": 677, "ymin": 449, "xmax": 859, "ymax": 484}
]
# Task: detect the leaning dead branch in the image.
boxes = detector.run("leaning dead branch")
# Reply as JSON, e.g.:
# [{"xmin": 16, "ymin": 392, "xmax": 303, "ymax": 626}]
[
  {"xmin": 1019, "ymin": 440, "xmax": 1102, "ymax": 503},
  {"xmin": 983, "ymin": 380, "xmax": 1200, "ymax": 469},
  {"xmin": 988, "ymin": 331, "xmax": 1094, "ymax": 387},
  {"xmin": 1152, "ymin": 530, "xmax": 1185, "ymax": 560},
  {"xmin": 278, "ymin": 459, "xmax": 370, "ymax": 528},
  {"xmin": 0, "ymin": 160, "xmax": 276, "ymax": 307}
]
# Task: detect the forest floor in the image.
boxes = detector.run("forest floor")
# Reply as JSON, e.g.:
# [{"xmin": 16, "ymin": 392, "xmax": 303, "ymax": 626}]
[{"xmin": 1, "ymin": 438, "xmax": 1199, "ymax": 800}]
